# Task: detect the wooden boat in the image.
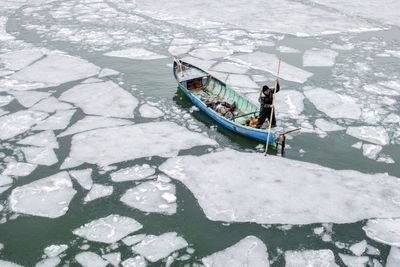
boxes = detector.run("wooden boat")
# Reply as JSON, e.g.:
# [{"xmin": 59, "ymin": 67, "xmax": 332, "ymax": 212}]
[{"xmin": 173, "ymin": 59, "xmax": 280, "ymax": 145}]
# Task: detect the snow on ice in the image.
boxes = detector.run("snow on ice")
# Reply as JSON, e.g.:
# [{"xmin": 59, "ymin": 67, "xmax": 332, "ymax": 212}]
[
  {"xmin": 160, "ymin": 149, "xmax": 400, "ymax": 224},
  {"xmin": 110, "ymin": 164, "xmax": 155, "ymax": 182},
  {"xmin": 363, "ymin": 218, "xmax": 400, "ymax": 247},
  {"xmin": 284, "ymin": 249, "xmax": 337, "ymax": 267}
]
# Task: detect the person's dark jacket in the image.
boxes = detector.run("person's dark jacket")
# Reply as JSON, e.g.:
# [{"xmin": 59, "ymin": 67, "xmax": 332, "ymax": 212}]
[{"xmin": 259, "ymin": 82, "xmax": 280, "ymax": 108}]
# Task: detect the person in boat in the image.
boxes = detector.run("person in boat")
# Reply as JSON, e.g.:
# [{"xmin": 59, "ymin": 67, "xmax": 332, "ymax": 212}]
[{"xmin": 255, "ymin": 80, "xmax": 280, "ymax": 128}]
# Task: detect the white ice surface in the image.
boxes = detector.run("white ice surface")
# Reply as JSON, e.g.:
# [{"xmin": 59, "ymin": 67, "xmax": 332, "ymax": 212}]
[
  {"xmin": 60, "ymin": 81, "xmax": 137, "ymax": 118},
  {"xmin": 35, "ymin": 257, "xmax": 61, "ymax": 267},
  {"xmin": 210, "ymin": 62, "xmax": 249, "ymax": 74},
  {"xmin": 121, "ymin": 256, "xmax": 146, "ymax": 267},
  {"xmin": 111, "ymin": 164, "xmax": 155, "ymax": 182},
  {"xmin": 0, "ymin": 49, "xmax": 45, "ymax": 71},
  {"xmin": 386, "ymin": 247, "xmax": 400, "ymax": 267},
  {"xmin": 132, "ymin": 232, "xmax": 188, "ymax": 262},
  {"xmin": 139, "ymin": 104, "xmax": 164, "ymax": 118},
  {"xmin": 104, "ymin": 48, "xmax": 167, "ymax": 60},
  {"xmin": 73, "ymin": 214, "xmax": 142, "ymax": 243},
  {"xmin": 0, "ymin": 95, "xmax": 13, "ymax": 107},
  {"xmin": 22, "ymin": 146, "xmax": 58, "ymax": 166},
  {"xmin": 274, "ymin": 90, "xmax": 305, "ymax": 118},
  {"xmin": 304, "ymin": 88, "xmax": 361, "ymax": 120},
  {"xmin": 0, "ymin": 260, "xmax": 23, "ymax": 267},
  {"xmin": 181, "ymin": 56, "xmax": 216, "ymax": 71},
  {"xmin": 0, "ymin": 110, "xmax": 48, "ymax": 140},
  {"xmin": 44, "ymin": 244, "xmax": 68, "ymax": 257},
  {"xmin": 98, "ymin": 68, "xmax": 119, "ymax": 78},
  {"xmin": 303, "ymin": 49, "xmax": 338, "ymax": 67},
  {"xmin": 346, "ymin": 126, "xmax": 389, "ymax": 146},
  {"xmin": 229, "ymin": 52, "xmax": 313, "ymax": 84},
  {"xmin": 226, "ymin": 74, "xmax": 259, "ymax": 89},
  {"xmin": 31, "ymin": 97, "xmax": 74, "ymax": 113},
  {"xmin": 33, "ymin": 109, "xmax": 76, "ymax": 131},
  {"xmin": 363, "ymin": 218, "xmax": 400, "ymax": 247},
  {"xmin": 338, "ymin": 254, "xmax": 368, "ymax": 267},
  {"xmin": 58, "ymin": 116, "xmax": 132, "ymax": 137},
  {"xmin": 0, "ymin": 175, "xmax": 12, "ymax": 187},
  {"xmin": 362, "ymin": 144, "xmax": 382, "ymax": 160},
  {"xmin": 68, "ymin": 122, "xmax": 217, "ymax": 166},
  {"xmin": 11, "ymin": 53, "xmax": 100, "ymax": 87},
  {"xmin": 75, "ymin": 252, "xmax": 108, "ymax": 267},
  {"xmin": 17, "ymin": 130, "xmax": 59, "ymax": 149},
  {"xmin": 122, "ymin": 234, "xmax": 146, "ymax": 246},
  {"xmin": 168, "ymin": 45, "xmax": 192, "ymax": 56},
  {"xmin": 69, "ymin": 169, "xmax": 93, "ymax": 190},
  {"xmin": 9, "ymin": 172, "xmax": 76, "ymax": 218},
  {"xmin": 160, "ymin": 149, "xmax": 400, "ymax": 224},
  {"xmin": 315, "ymin": 119, "xmax": 345, "ymax": 132},
  {"xmin": 2, "ymin": 161, "xmax": 37, "ymax": 177},
  {"xmin": 277, "ymin": 46, "xmax": 300, "ymax": 53},
  {"xmin": 102, "ymin": 252, "xmax": 121, "ymax": 267},
  {"xmin": 202, "ymin": 236, "xmax": 269, "ymax": 267},
  {"xmin": 10, "ymin": 90, "xmax": 51, "ymax": 108},
  {"xmin": 84, "ymin": 184, "xmax": 113, "ymax": 203},
  {"xmin": 120, "ymin": 181, "xmax": 176, "ymax": 215},
  {"xmin": 285, "ymin": 249, "xmax": 337, "ymax": 267},
  {"xmin": 189, "ymin": 47, "xmax": 232, "ymax": 60},
  {"xmin": 349, "ymin": 240, "xmax": 367, "ymax": 256}
]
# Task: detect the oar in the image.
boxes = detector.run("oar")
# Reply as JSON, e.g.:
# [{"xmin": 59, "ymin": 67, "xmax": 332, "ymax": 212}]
[{"xmin": 265, "ymin": 58, "xmax": 281, "ymax": 156}]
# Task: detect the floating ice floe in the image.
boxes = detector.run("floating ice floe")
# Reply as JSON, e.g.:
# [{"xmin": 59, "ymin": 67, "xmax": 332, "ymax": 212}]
[
  {"xmin": 210, "ymin": 62, "xmax": 249, "ymax": 74},
  {"xmin": 98, "ymin": 68, "xmax": 119, "ymax": 78},
  {"xmin": 180, "ymin": 56, "xmax": 216, "ymax": 71},
  {"xmin": 315, "ymin": 119, "xmax": 345, "ymax": 132},
  {"xmin": 277, "ymin": 46, "xmax": 300, "ymax": 53},
  {"xmin": 21, "ymin": 146, "xmax": 58, "ymax": 166},
  {"xmin": 229, "ymin": 52, "xmax": 312, "ymax": 83},
  {"xmin": 386, "ymin": 247, "xmax": 400, "ymax": 267},
  {"xmin": 10, "ymin": 90, "xmax": 51, "ymax": 108},
  {"xmin": 122, "ymin": 234, "xmax": 146, "ymax": 246},
  {"xmin": 35, "ymin": 257, "xmax": 61, "ymax": 267},
  {"xmin": 33, "ymin": 109, "xmax": 76, "ymax": 131},
  {"xmin": 44, "ymin": 244, "xmax": 68, "ymax": 258},
  {"xmin": 226, "ymin": 74, "xmax": 259, "ymax": 89},
  {"xmin": 120, "ymin": 181, "xmax": 176, "ymax": 215},
  {"xmin": 0, "ymin": 49, "xmax": 45, "ymax": 71},
  {"xmin": 0, "ymin": 175, "xmax": 12, "ymax": 187},
  {"xmin": 102, "ymin": 252, "xmax": 121, "ymax": 267},
  {"xmin": 0, "ymin": 95, "xmax": 13, "ymax": 107},
  {"xmin": 2, "ymin": 161, "xmax": 37, "ymax": 177},
  {"xmin": 160, "ymin": 149, "xmax": 400, "ymax": 224},
  {"xmin": 110, "ymin": 164, "xmax": 155, "ymax": 182},
  {"xmin": 104, "ymin": 48, "xmax": 167, "ymax": 60},
  {"xmin": 362, "ymin": 144, "xmax": 382, "ymax": 160},
  {"xmin": 338, "ymin": 254, "xmax": 369, "ymax": 267},
  {"xmin": 121, "ymin": 256, "xmax": 146, "ymax": 267},
  {"xmin": 75, "ymin": 252, "xmax": 108, "ymax": 267},
  {"xmin": 60, "ymin": 157, "xmax": 84, "ymax": 170},
  {"xmin": 304, "ymin": 88, "xmax": 361, "ymax": 120},
  {"xmin": 189, "ymin": 47, "xmax": 232, "ymax": 60},
  {"xmin": 60, "ymin": 81, "xmax": 137, "ymax": 118},
  {"xmin": 139, "ymin": 104, "xmax": 164, "ymax": 119},
  {"xmin": 303, "ymin": 49, "xmax": 338, "ymax": 67},
  {"xmin": 69, "ymin": 169, "xmax": 93, "ymax": 190},
  {"xmin": 73, "ymin": 214, "xmax": 142, "ymax": 243},
  {"xmin": 58, "ymin": 116, "xmax": 132, "ymax": 137},
  {"xmin": 285, "ymin": 249, "xmax": 337, "ymax": 267},
  {"xmin": 363, "ymin": 218, "xmax": 400, "ymax": 247},
  {"xmin": 84, "ymin": 184, "xmax": 113, "ymax": 203},
  {"xmin": 9, "ymin": 172, "xmax": 76, "ymax": 218},
  {"xmin": 31, "ymin": 97, "xmax": 74, "ymax": 113},
  {"xmin": 11, "ymin": 53, "xmax": 100, "ymax": 87},
  {"xmin": 132, "ymin": 232, "xmax": 188, "ymax": 262},
  {"xmin": 202, "ymin": 236, "xmax": 269, "ymax": 267},
  {"xmin": 68, "ymin": 122, "xmax": 217, "ymax": 166},
  {"xmin": 168, "ymin": 45, "xmax": 192, "ymax": 56},
  {"xmin": 0, "ymin": 260, "xmax": 23, "ymax": 267},
  {"xmin": 363, "ymin": 84, "xmax": 400, "ymax": 96},
  {"xmin": 349, "ymin": 240, "xmax": 367, "ymax": 256},
  {"xmin": 17, "ymin": 131, "xmax": 58, "ymax": 149},
  {"xmin": 274, "ymin": 90, "xmax": 305, "ymax": 118},
  {"xmin": 0, "ymin": 110, "xmax": 48, "ymax": 140},
  {"xmin": 346, "ymin": 126, "xmax": 389, "ymax": 146}
]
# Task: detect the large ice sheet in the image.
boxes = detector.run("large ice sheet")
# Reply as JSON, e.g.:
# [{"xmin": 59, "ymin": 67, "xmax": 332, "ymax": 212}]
[
  {"xmin": 73, "ymin": 214, "xmax": 142, "ymax": 243},
  {"xmin": 346, "ymin": 126, "xmax": 389, "ymax": 146},
  {"xmin": 285, "ymin": 249, "xmax": 337, "ymax": 267},
  {"xmin": 229, "ymin": 52, "xmax": 313, "ymax": 83},
  {"xmin": 202, "ymin": 236, "xmax": 269, "ymax": 267},
  {"xmin": 68, "ymin": 122, "xmax": 217, "ymax": 166},
  {"xmin": 104, "ymin": 48, "xmax": 167, "ymax": 60},
  {"xmin": 111, "ymin": 164, "xmax": 155, "ymax": 182},
  {"xmin": 33, "ymin": 109, "xmax": 76, "ymax": 131},
  {"xmin": 303, "ymin": 49, "xmax": 338, "ymax": 67},
  {"xmin": 10, "ymin": 90, "xmax": 51, "ymax": 108},
  {"xmin": 120, "ymin": 181, "xmax": 176, "ymax": 215},
  {"xmin": 17, "ymin": 130, "xmax": 59, "ymax": 148},
  {"xmin": 22, "ymin": 146, "xmax": 58, "ymax": 166},
  {"xmin": 363, "ymin": 219, "xmax": 400, "ymax": 247},
  {"xmin": 132, "ymin": 232, "xmax": 188, "ymax": 262},
  {"xmin": 9, "ymin": 172, "xmax": 76, "ymax": 218},
  {"xmin": 160, "ymin": 149, "xmax": 400, "ymax": 224},
  {"xmin": 11, "ymin": 53, "xmax": 100, "ymax": 87},
  {"xmin": 0, "ymin": 110, "xmax": 48, "ymax": 140},
  {"xmin": 60, "ymin": 81, "xmax": 137, "ymax": 118},
  {"xmin": 0, "ymin": 49, "xmax": 45, "ymax": 71},
  {"xmin": 304, "ymin": 88, "xmax": 361, "ymax": 119}
]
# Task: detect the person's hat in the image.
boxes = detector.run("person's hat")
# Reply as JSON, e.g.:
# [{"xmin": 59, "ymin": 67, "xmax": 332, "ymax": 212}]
[{"xmin": 262, "ymin": 85, "xmax": 270, "ymax": 92}]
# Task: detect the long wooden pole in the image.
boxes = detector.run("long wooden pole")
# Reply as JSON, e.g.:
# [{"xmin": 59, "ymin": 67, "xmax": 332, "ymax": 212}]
[{"xmin": 265, "ymin": 58, "xmax": 281, "ymax": 156}]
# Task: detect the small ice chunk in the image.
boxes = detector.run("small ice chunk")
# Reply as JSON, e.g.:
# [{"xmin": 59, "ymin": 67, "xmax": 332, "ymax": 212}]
[
  {"xmin": 0, "ymin": 175, "xmax": 13, "ymax": 186},
  {"xmin": 0, "ymin": 49, "xmax": 45, "ymax": 71},
  {"xmin": 0, "ymin": 110, "xmax": 48, "ymax": 140},
  {"xmin": 35, "ymin": 257, "xmax": 60, "ymax": 267},
  {"xmin": 110, "ymin": 164, "xmax": 155, "ymax": 182},
  {"xmin": 84, "ymin": 184, "xmax": 113, "ymax": 203},
  {"xmin": 315, "ymin": 119, "xmax": 344, "ymax": 132},
  {"xmin": 139, "ymin": 104, "xmax": 164, "ymax": 118},
  {"xmin": 60, "ymin": 81, "xmax": 137, "ymax": 118},
  {"xmin": 303, "ymin": 49, "xmax": 338, "ymax": 67},
  {"xmin": 122, "ymin": 234, "xmax": 146, "ymax": 246},
  {"xmin": 98, "ymin": 68, "xmax": 119, "ymax": 78},
  {"xmin": 351, "ymin": 142, "xmax": 362, "ymax": 149},
  {"xmin": 69, "ymin": 169, "xmax": 93, "ymax": 190},
  {"xmin": 60, "ymin": 157, "xmax": 83, "ymax": 170},
  {"xmin": 346, "ymin": 126, "xmax": 389, "ymax": 145},
  {"xmin": 349, "ymin": 240, "xmax": 367, "ymax": 256},
  {"xmin": 161, "ymin": 192, "xmax": 176, "ymax": 204},
  {"xmin": 73, "ymin": 214, "xmax": 142, "ymax": 243},
  {"xmin": 75, "ymin": 252, "xmax": 108, "ymax": 267},
  {"xmin": 366, "ymin": 245, "xmax": 380, "ymax": 256},
  {"xmin": 17, "ymin": 130, "xmax": 58, "ymax": 148},
  {"xmin": 9, "ymin": 172, "xmax": 76, "ymax": 218},
  {"xmin": 277, "ymin": 46, "xmax": 300, "ymax": 53},
  {"xmin": 202, "ymin": 236, "xmax": 269, "ymax": 267},
  {"xmin": 102, "ymin": 252, "xmax": 121, "ymax": 267},
  {"xmin": 0, "ymin": 260, "xmax": 23, "ymax": 267},
  {"xmin": 132, "ymin": 232, "xmax": 188, "ymax": 262},
  {"xmin": 11, "ymin": 53, "xmax": 100, "ymax": 87},
  {"xmin": 2, "ymin": 161, "xmax": 37, "ymax": 176},
  {"xmin": 31, "ymin": 97, "xmax": 73, "ymax": 113},
  {"xmin": 0, "ymin": 95, "xmax": 14, "ymax": 107},
  {"xmin": 362, "ymin": 144, "xmax": 382, "ymax": 160},
  {"xmin": 58, "ymin": 116, "xmax": 132, "ymax": 137},
  {"xmin": 189, "ymin": 47, "xmax": 232, "ymax": 60},
  {"xmin": 313, "ymin": 227, "xmax": 324, "ymax": 235},
  {"xmin": 44, "ymin": 244, "xmax": 68, "ymax": 257},
  {"xmin": 33, "ymin": 109, "xmax": 76, "ymax": 131},
  {"xmin": 120, "ymin": 181, "xmax": 176, "ymax": 215},
  {"xmin": 10, "ymin": 90, "xmax": 51, "ymax": 108},
  {"xmin": 363, "ymin": 218, "xmax": 400, "ymax": 246},
  {"xmin": 226, "ymin": 74, "xmax": 259, "ymax": 89},
  {"xmin": 285, "ymin": 249, "xmax": 337, "ymax": 267},
  {"xmin": 22, "ymin": 146, "xmax": 58, "ymax": 166},
  {"xmin": 386, "ymin": 247, "xmax": 400, "ymax": 267},
  {"xmin": 304, "ymin": 88, "xmax": 361, "ymax": 119},
  {"xmin": 104, "ymin": 48, "xmax": 167, "ymax": 60},
  {"xmin": 121, "ymin": 256, "xmax": 146, "ymax": 267},
  {"xmin": 338, "ymin": 254, "xmax": 368, "ymax": 267}
]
